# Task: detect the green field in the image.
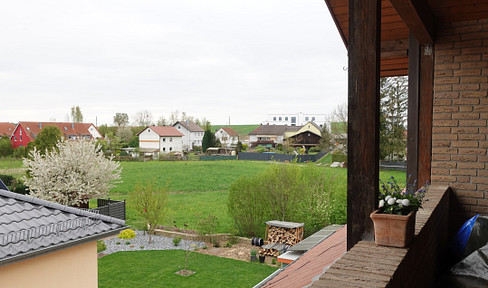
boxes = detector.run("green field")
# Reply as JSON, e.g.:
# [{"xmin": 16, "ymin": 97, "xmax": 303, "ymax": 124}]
[
  {"xmin": 211, "ymin": 124, "xmax": 259, "ymax": 135},
  {"xmin": 98, "ymin": 250, "xmax": 278, "ymax": 288},
  {"xmin": 0, "ymin": 158, "xmax": 406, "ymax": 235}
]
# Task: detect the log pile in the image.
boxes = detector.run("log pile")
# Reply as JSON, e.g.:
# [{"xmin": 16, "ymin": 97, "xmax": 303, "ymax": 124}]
[{"xmin": 259, "ymin": 221, "xmax": 304, "ymax": 256}]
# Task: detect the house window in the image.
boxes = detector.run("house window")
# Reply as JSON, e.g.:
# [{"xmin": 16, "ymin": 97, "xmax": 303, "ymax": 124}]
[
  {"xmin": 170, "ymin": 138, "xmax": 173, "ymax": 142},
  {"xmin": 285, "ymin": 117, "xmax": 288, "ymax": 121},
  {"xmin": 312, "ymin": 117, "xmax": 316, "ymax": 121},
  {"xmin": 170, "ymin": 147, "xmax": 172, "ymax": 151},
  {"xmin": 305, "ymin": 117, "xmax": 309, "ymax": 121},
  {"xmin": 273, "ymin": 117, "xmax": 276, "ymax": 121},
  {"xmin": 279, "ymin": 117, "xmax": 282, "ymax": 121},
  {"xmin": 14, "ymin": 136, "xmax": 17, "ymax": 141},
  {"xmin": 163, "ymin": 147, "xmax": 166, "ymax": 151},
  {"xmin": 163, "ymin": 138, "xmax": 166, "ymax": 142},
  {"xmin": 291, "ymin": 117, "xmax": 296, "ymax": 124}
]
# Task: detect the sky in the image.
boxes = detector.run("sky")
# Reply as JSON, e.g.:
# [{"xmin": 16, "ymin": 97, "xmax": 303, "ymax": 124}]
[{"xmin": 0, "ymin": 0, "xmax": 348, "ymax": 126}]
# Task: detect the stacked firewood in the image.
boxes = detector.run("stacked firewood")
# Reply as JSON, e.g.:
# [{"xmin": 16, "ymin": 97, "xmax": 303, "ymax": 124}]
[
  {"xmin": 259, "ymin": 247, "xmax": 281, "ymax": 257},
  {"xmin": 266, "ymin": 226, "xmax": 301, "ymax": 246}
]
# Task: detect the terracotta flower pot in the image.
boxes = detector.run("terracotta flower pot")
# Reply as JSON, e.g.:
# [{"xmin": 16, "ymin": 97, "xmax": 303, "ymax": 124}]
[{"xmin": 370, "ymin": 210, "xmax": 416, "ymax": 248}]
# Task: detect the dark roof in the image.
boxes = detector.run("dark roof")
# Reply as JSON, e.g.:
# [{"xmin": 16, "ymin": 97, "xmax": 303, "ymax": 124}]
[
  {"xmin": 0, "ymin": 189, "xmax": 128, "ymax": 266},
  {"xmin": 249, "ymin": 124, "xmax": 300, "ymax": 136},
  {"xmin": 173, "ymin": 121, "xmax": 204, "ymax": 132}
]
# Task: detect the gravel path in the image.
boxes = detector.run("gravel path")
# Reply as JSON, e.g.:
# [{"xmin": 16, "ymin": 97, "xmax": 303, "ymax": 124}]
[{"xmin": 102, "ymin": 231, "xmax": 206, "ymax": 255}]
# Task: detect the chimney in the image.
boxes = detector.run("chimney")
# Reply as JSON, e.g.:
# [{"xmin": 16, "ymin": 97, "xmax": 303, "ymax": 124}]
[
  {"xmin": 39, "ymin": 122, "xmax": 42, "ymax": 129},
  {"xmin": 71, "ymin": 123, "xmax": 74, "ymax": 129}
]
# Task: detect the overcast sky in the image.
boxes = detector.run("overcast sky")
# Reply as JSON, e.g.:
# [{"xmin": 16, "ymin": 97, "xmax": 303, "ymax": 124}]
[{"xmin": 1, "ymin": 0, "xmax": 348, "ymax": 126}]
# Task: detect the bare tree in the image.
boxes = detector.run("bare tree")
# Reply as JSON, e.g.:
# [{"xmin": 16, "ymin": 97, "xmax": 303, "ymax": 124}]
[
  {"xmin": 133, "ymin": 110, "xmax": 153, "ymax": 127},
  {"xmin": 70, "ymin": 106, "xmax": 83, "ymax": 123},
  {"xmin": 113, "ymin": 113, "xmax": 129, "ymax": 127}
]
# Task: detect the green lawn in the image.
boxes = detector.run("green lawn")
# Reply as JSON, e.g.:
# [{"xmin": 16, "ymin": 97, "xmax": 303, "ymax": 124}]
[{"xmin": 98, "ymin": 250, "xmax": 278, "ymax": 288}]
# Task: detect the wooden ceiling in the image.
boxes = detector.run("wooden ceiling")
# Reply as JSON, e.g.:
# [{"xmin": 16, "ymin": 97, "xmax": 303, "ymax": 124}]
[{"xmin": 325, "ymin": 0, "xmax": 488, "ymax": 77}]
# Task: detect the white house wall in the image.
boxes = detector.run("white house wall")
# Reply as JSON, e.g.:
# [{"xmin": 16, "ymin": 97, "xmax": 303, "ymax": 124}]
[
  {"xmin": 139, "ymin": 128, "xmax": 160, "ymax": 150},
  {"xmin": 159, "ymin": 136, "xmax": 183, "ymax": 153}
]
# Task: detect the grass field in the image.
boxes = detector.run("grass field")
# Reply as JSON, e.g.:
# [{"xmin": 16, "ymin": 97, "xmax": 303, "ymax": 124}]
[
  {"xmin": 211, "ymin": 124, "xmax": 259, "ymax": 135},
  {"xmin": 98, "ymin": 250, "xmax": 278, "ymax": 288},
  {"xmin": 0, "ymin": 158, "xmax": 406, "ymax": 234}
]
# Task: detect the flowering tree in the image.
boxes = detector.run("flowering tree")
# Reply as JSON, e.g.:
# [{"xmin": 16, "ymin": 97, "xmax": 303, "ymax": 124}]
[{"xmin": 23, "ymin": 140, "xmax": 122, "ymax": 206}]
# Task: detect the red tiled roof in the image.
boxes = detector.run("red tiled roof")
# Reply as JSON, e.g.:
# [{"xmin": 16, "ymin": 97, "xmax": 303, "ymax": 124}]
[
  {"xmin": 261, "ymin": 225, "xmax": 347, "ymax": 288},
  {"xmin": 173, "ymin": 121, "xmax": 204, "ymax": 132},
  {"xmin": 148, "ymin": 126, "xmax": 184, "ymax": 137},
  {"xmin": 220, "ymin": 127, "xmax": 239, "ymax": 137},
  {"xmin": 18, "ymin": 122, "xmax": 97, "ymax": 139},
  {"xmin": 0, "ymin": 123, "xmax": 15, "ymax": 137}
]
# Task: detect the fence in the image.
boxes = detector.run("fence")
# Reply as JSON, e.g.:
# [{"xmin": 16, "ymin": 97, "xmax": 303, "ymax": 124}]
[
  {"xmin": 238, "ymin": 152, "xmax": 326, "ymax": 163},
  {"xmin": 90, "ymin": 198, "xmax": 126, "ymax": 221}
]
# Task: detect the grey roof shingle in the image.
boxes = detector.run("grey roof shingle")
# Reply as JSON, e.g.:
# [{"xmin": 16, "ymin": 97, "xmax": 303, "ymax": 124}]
[{"xmin": 0, "ymin": 189, "xmax": 128, "ymax": 266}]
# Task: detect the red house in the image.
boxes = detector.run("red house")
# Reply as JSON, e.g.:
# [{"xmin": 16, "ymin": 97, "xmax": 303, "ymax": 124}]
[{"xmin": 10, "ymin": 122, "xmax": 102, "ymax": 149}]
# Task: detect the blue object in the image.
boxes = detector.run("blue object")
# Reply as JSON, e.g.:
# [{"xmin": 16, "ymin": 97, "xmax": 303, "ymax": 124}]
[{"xmin": 449, "ymin": 215, "xmax": 479, "ymax": 258}]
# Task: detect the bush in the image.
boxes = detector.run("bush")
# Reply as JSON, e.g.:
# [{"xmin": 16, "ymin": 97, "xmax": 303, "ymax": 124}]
[
  {"xmin": 0, "ymin": 174, "xmax": 28, "ymax": 195},
  {"xmin": 224, "ymin": 241, "xmax": 232, "ymax": 248},
  {"xmin": 331, "ymin": 151, "xmax": 347, "ymax": 163},
  {"xmin": 97, "ymin": 240, "xmax": 107, "ymax": 253},
  {"xmin": 196, "ymin": 214, "xmax": 219, "ymax": 238},
  {"xmin": 228, "ymin": 164, "xmax": 346, "ymax": 238},
  {"xmin": 173, "ymin": 237, "xmax": 182, "ymax": 246},
  {"xmin": 118, "ymin": 229, "xmax": 136, "ymax": 239}
]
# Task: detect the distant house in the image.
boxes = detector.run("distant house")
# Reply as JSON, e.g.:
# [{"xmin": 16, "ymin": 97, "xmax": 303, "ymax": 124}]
[
  {"xmin": 249, "ymin": 124, "xmax": 300, "ymax": 148},
  {"xmin": 137, "ymin": 126, "xmax": 184, "ymax": 155},
  {"xmin": 10, "ymin": 122, "xmax": 102, "ymax": 149},
  {"xmin": 172, "ymin": 121, "xmax": 204, "ymax": 151},
  {"xmin": 285, "ymin": 121, "xmax": 323, "ymax": 151},
  {"xmin": 215, "ymin": 127, "xmax": 239, "ymax": 148},
  {"xmin": 0, "ymin": 123, "xmax": 15, "ymax": 138},
  {"xmin": 0, "ymin": 189, "xmax": 128, "ymax": 288},
  {"xmin": 264, "ymin": 113, "xmax": 327, "ymax": 128}
]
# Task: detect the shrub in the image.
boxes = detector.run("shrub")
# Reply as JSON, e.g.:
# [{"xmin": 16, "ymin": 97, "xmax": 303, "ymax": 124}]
[
  {"xmin": 196, "ymin": 214, "xmax": 219, "ymax": 239},
  {"xmin": 331, "ymin": 151, "xmax": 347, "ymax": 163},
  {"xmin": 211, "ymin": 239, "xmax": 220, "ymax": 247},
  {"xmin": 125, "ymin": 241, "xmax": 131, "ymax": 245},
  {"xmin": 118, "ymin": 229, "xmax": 136, "ymax": 239},
  {"xmin": 97, "ymin": 240, "xmax": 107, "ymax": 253},
  {"xmin": 173, "ymin": 237, "xmax": 182, "ymax": 246},
  {"xmin": 0, "ymin": 175, "xmax": 28, "ymax": 195},
  {"xmin": 228, "ymin": 164, "xmax": 346, "ymax": 238},
  {"xmin": 224, "ymin": 241, "xmax": 232, "ymax": 248}
]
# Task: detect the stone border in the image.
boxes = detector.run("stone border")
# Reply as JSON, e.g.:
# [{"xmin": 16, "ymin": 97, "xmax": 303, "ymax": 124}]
[{"xmin": 153, "ymin": 228, "xmax": 250, "ymax": 245}]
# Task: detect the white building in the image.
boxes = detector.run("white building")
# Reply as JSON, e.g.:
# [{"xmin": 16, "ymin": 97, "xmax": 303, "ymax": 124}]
[
  {"xmin": 215, "ymin": 127, "xmax": 239, "ymax": 148},
  {"xmin": 264, "ymin": 113, "xmax": 327, "ymax": 128},
  {"xmin": 173, "ymin": 121, "xmax": 204, "ymax": 151},
  {"xmin": 137, "ymin": 126, "xmax": 184, "ymax": 154}
]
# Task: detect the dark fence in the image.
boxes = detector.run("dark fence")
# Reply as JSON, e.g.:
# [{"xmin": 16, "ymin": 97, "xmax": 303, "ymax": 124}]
[
  {"xmin": 380, "ymin": 161, "xmax": 407, "ymax": 171},
  {"xmin": 200, "ymin": 155, "xmax": 237, "ymax": 161},
  {"xmin": 90, "ymin": 198, "xmax": 126, "ymax": 221},
  {"xmin": 238, "ymin": 152, "xmax": 327, "ymax": 163}
]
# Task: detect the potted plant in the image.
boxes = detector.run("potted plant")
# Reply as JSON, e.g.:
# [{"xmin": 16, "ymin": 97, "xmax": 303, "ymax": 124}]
[
  {"xmin": 370, "ymin": 176, "xmax": 429, "ymax": 248},
  {"xmin": 259, "ymin": 254, "xmax": 265, "ymax": 263},
  {"xmin": 250, "ymin": 249, "xmax": 258, "ymax": 262}
]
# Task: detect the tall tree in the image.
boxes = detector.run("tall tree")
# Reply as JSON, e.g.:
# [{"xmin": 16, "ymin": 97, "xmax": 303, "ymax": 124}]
[
  {"xmin": 0, "ymin": 136, "xmax": 13, "ymax": 157},
  {"xmin": 330, "ymin": 103, "xmax": 348, "ymax": 154},
  {"xmin": 379, "ymin": 76, "xmax": 408, "ymax": 160},
  {"xmin": 157, "ymin": 115, "xmax": 167, "ymax": 126},
  {"xmin": 70, "ymin": 106, "xmax": 83, "ymax": 123},
  {"xmin": 33, "ymin": 126, "xmax": 62, "ymax": 155},
  {"xmin": 133, "ymin": 110, "xmax": 153, "ymax": 127},
  {"xmin": 202, "ymin": 128, "xmax": 218, "ymax": 152},
  {"xmin": 113, "ymin": 113, "xmax": 129, "ymax": 127},
  {"xmin": 319, "ymin": 124, "xmax": 332, "ymax": 151}
]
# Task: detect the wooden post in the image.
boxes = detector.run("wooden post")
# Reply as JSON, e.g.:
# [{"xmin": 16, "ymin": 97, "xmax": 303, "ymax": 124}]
[
  {"xmin": 407, "ymin": 33, "xmax": 420, "ymax": 185},
  {"xmin": 347, "ymin": 0, "xmax": 381, "ymax": 250},
  {"xmin": 408, "ymin": 34, "xmax": 433, "ymax": 188},
  {"xmin": 418, "ymin": 44, "xmax": 434, "ymax": 186}
]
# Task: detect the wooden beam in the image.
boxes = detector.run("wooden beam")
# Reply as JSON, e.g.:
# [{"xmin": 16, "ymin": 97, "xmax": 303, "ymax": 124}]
[
  {"xmin": 347, "ymin": 0, "xmax": 381, "ymax": 251},
  {"xmin": 407, "ymin": 33, "xmax": 420, "ymax": 185},
  {"xmin": 418, "ymin": 45, "xmax": 434, "ymax": 187},
  {"xmin": 389, "ymin": 0, "xmax": 436, "ymax": 44}
]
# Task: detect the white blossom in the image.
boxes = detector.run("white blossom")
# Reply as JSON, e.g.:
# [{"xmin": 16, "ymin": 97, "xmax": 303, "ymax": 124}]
[
  {"xmin": 385, "ymin": 195, "xmax": 391, "ymax": 201},
  {"xmin": 387, "ymin": 198, "xmax": 396, "ymax": 205},
  {"xmin": 396, "ymin": 199, "xmax": 403, "ymax": 204},
  {"xmin": 379, "ymin": 199, "xmax": 385, "ymax": 208},
  {"xmin": 23, "ymin": 140, "xmax": 122, "ymax": 206},
  {"xmin": 401, "ymin": 199, "xmax": 410, "ymax": 207}
]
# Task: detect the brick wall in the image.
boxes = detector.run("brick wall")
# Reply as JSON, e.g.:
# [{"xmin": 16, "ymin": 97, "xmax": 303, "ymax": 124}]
[{"xmin": 432, "ymin": 19, "xmax": 488, "ymax": 229}]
